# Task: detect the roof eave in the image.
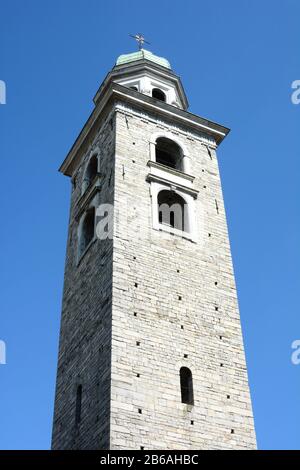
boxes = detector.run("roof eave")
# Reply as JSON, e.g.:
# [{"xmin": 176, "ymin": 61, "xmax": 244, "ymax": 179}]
[{"xmin": 59, "ymin": 83, "xmax": 230, "ymax": 177}]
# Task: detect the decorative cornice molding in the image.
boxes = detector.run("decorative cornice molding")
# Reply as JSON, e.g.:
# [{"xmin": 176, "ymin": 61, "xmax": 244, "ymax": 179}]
[
  {"xmin": 146, "ymin": 173, "xmax": 199, "ymax": 199},
  {"xmin": 59, "ymin": 83, "xmax": 230, "ymax": 177},
  {"xmin": 147, "ymin": 160, "xmax": 195, "ymax": 182}
]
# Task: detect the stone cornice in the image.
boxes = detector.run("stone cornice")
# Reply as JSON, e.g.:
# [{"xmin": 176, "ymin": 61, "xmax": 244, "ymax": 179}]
[
  {"xmin": 147, "ymin": 160, "xmax": 195, "ymax": 183},
  {"xmin": 59, "ymin": 83, "xmax": 230, "ymax": 177},
  {"xmin": 146, "ymin": 173, "xmax": 199, "ymax": 199}
]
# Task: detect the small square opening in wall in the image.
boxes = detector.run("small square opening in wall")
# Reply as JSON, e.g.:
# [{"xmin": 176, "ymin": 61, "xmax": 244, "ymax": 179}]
[
  {"xmin": 220, "ymin": 363, "xmax": 224, "ymax": 367},
  {"xmin": 178, "ymin": 295, "xmax": 182, "ymax": 301},
  {"xmin": 227, "ymin": 395, "xmax": 230, "ymax": 399},
  {"xmin": 181, "ymin": 325, "xmax": 184, "ymax": 330},
  {"xmin": 135, "ymin": 282, "xmax": 138, "ymax": 288},
  {"xmin": 138, "ymin": 408, "xmax": 142, "ymax": 414},
  {"xmin": 190, "ymin": 420, "xmax": 194, "ymax": 425},
  {"xmin": 220, "ymin": 336, "xmax": 223, "ymax": 340},
  {"xmin": 208, "ymin": 233, "xmax": 211, "ymax": 237},
  {"xmin": 215, "ymin": 306, "xmax": 219, "ymax": 311},
  {"xmin": 215, "ymin": 281, "xmax": 218, "ymax": 286},
  {"xmin": 133, "ymin": 312, "xmax": 137, "ymax": 317},
  {"xmin": 184, "ymin": 354, "xmax": 188, "ymax": 359},
  {"xmin": 231, "ymin": 429, "xmax": 235, "ymax": 434},
  {"xmin": 177, "ymin": 269, "xmax": 180, "ymax": 273},
  {"xmin": 133, "ymin": 256, "xmax": 136, "ymax": 260},
  {"xmin": 132, "ymin": 159, "xmax": 136, "ymax": 163},
  {"xmin": 136, "ymin": 373, "xmax": 140, "ymax": 378},
  {"xmin": 140, "ymin": 446, "xmax": 144, "ymax": 450},
  {"xmin": 136, "ymin": 341, "xmax": 140, "ymax": 346}
]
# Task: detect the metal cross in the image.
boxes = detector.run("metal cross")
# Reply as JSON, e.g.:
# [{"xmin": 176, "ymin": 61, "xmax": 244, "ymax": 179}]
[{"xmin": 129, "ymin": 33, "xmax": 150, "ymax": 50}]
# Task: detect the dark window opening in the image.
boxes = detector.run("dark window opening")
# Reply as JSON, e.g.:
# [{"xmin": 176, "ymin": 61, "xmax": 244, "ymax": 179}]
[
  {"xmin": 80, "ymin": 207, "xmax": 95, "ymax": 256},
  {"xmin": 130, "ymin": 86, "xmax": 138, "ymax": 91},
  {"xmin": 156, "ymin": 150, "xmax": 176, "ymax": 168},
  {"xmin": 180, "ymin": 367, "xmax": 194, "ymax": 405},
  {"xmin": 75, "ymin": 385, "xmax": 82, "ymax": 425},
  {"xmin": 152, "ymin": 88, "xmax": 166, "ymax": 102},
  {"xmin": 155, "ymin": 137, "xmax": 183, "ymax": 171},
  {"xmin": 83, "ymin": 154, "xmax": 98, "ymax": 192},
  {"xmin": 158, "ymin": 190, "xmax": 187, "ymax": 232}
]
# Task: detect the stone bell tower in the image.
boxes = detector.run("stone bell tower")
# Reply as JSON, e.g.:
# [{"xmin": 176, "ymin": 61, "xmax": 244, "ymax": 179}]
[{"xmin": 52, "ymin": 46, "xmax": 256, "ymax": 450}]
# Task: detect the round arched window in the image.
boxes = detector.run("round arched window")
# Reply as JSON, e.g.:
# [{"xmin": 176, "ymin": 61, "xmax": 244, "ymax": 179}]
[
  {"xmin": 157, "ymin": 190, "xmax": 188, "ymax": 232},
  {"xmin": 155, "ymin": 137, "xmax": 183, "ymax": 171},
  {"xmin": 82, "ymin": 154, "xmax": 98, "ymax": 193},
  {"xmin": 152, "ymin": 88, "xmax": 166, "ymax": 102}
]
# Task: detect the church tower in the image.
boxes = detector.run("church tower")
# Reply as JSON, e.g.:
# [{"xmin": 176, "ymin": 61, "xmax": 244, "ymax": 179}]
[{"xmin": 52, "ymin": 45, "xmax": 256, "ymax": 450}]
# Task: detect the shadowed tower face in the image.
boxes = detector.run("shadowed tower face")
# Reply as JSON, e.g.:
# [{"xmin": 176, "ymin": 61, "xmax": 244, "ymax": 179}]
[{"xmin": 51, "ymin": 47, "xmax": 256, "ymax": 450}]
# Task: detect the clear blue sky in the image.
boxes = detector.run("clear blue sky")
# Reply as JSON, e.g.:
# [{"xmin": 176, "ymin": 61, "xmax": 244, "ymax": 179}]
[{"xmin": 0, "ymin": 0, "xmax": 299, "ymax": 450}]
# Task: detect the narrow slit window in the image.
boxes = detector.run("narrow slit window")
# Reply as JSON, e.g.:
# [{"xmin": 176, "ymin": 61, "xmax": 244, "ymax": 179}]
[
  {"xmin": 75, "ymin": 384, "xmax": 82, "ymax": 425},
  {"xmin": 180, "ymin": 367, "xmax": 194, "ymax": 405}
]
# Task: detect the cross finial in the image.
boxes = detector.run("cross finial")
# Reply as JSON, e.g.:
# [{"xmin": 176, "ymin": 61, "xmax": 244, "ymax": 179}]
[{"xmin": 130, "ymin": 33, "xmax": 150, "ymax": 51}]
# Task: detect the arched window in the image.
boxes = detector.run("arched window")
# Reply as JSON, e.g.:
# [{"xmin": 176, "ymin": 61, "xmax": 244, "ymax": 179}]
[
  {"xmin": 155, "ymin": 137, "xmax": 183, "ymax": 171},
  {"xmin": 75, "ymin": 384, "xmax": 82, "ymax": 425},
  {"xmin": 158, "ymin": 190, "xmax": 188, "ymax": 232},
  {"xmin": 180, "ymin": 367, "xmax": 194, "ymax": 405},
  {"xmin": 82, "ymin": 154, "xmax": 98, "ymax": 193},
  {"xmin": 152, "ymin": 88, "xmax": 166, "ymax": 102},
  {"xmin": 79, "ymin": 207, "xmax": 95, "ymax": 256}
]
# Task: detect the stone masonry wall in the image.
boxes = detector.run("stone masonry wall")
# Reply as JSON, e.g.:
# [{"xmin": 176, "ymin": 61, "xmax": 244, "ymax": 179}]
[
  {"xmin": 51, "ymin": 113, "xmax": 116, "ymax": 450},
  {"xmin": 52, "ymin": 98, "xmax": 256, "ymax": 450},
  {"xmin": 109, "ymin": 106, "xmax": 256, "ymax": 449}
]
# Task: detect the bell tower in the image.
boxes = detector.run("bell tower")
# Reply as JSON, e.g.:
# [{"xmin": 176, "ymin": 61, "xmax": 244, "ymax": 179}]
[{"xmin": 52, "ymin": 46, "xmax": 256, "ymax": 450}]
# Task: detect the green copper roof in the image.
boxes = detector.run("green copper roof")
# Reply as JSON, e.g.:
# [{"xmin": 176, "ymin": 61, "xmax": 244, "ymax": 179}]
[{"xmin": 116, "ymin": 49, "xmax": 171, "ymax": 69}]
